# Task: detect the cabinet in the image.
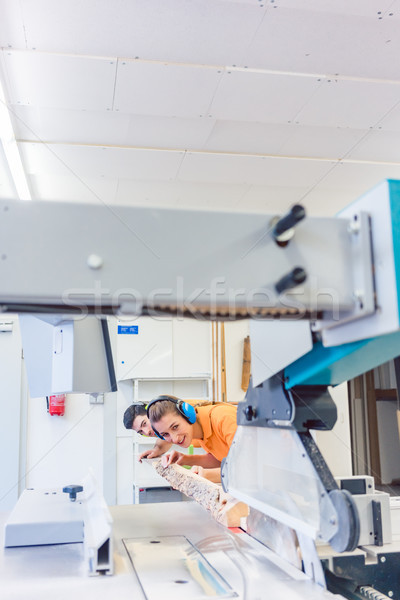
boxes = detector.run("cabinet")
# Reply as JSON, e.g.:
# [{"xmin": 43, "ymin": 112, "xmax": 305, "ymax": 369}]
[
  {"xmin": 117, "ymin": 317, "xmax": 212, "ymax": 381},
  {"xmin": 132, "ymin": 375, "xmax": 212, "ymax": 404}
]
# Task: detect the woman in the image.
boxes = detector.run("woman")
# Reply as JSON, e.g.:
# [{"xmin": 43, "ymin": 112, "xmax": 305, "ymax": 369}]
[{"xmin": 147, "ymin": 395, "xmax": 237, "ymax": 483}]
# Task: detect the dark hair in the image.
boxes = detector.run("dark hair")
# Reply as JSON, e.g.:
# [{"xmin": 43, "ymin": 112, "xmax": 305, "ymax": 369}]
[
  {"xmin": 123, "ymin": 403, "xmax": 147, "ymax": 430},
  {"xmin": 147, "ymin": 395, "xmax": 182, "ymax": 424}
]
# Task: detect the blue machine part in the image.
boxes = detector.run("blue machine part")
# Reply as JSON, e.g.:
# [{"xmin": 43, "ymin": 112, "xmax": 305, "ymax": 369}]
[
  {"xmin": 285, "ymin": 330, "xmax": 400, "ymax": 388},
  {"xmin": 285, "ymin": 179, "xmax": 400, "ymax": 388}
]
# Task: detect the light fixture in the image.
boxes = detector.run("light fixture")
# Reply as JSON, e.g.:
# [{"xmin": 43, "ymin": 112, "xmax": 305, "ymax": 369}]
[{"xmin": 0, "ymin": 78, "xmax": 32, "ymax": 201}]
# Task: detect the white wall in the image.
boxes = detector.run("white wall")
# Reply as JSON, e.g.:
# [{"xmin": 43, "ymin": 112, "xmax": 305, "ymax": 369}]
[
  {"xmin": 0, "ymin": 316, "xmax": 25, "ymax": 510},
  {"xmin": 23, "ymin": 317, "xmax": 118, "ymax": 501},
  {"xmin": 25, "ymin": 393, "xmax": 105, "ymax": 490}
]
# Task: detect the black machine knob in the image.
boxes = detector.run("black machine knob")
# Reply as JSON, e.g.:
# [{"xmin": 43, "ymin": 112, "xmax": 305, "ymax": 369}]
[
  {"xmin": 275, "ymin": 267, "xmax": 307, "ymax": 294},
  {"xmin": 244, "ymin": 405, "xmax": 257, "ymax": 421},
  {"xmin": 273, "ymin": 204, "xmax": 306, "ymax": 244},
  {"xmin": 63, "ymin": 484, "xmax": 83, "ymax": 502}
]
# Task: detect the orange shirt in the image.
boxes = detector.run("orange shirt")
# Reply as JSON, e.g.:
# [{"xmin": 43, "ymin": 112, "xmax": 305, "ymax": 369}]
[{"xmin": 192, "ymin": 403, "xmax": 237, "ymax": 462}]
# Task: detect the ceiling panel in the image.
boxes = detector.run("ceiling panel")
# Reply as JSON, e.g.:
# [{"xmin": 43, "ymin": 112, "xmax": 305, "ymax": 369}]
[
  {"xmin": 203, "ymin": 121, "xmax": 293, "ymax": 154},
  {"xmin": 244, "ymin": 5, "xmax": 400, "ymax": 79},
  {"xmin": 10, "ymin": 106, "xmax": 131, "ymax": 144},
  {"xmin": 209, "ymin": 70, "xmax": 322, "ymax": 123},
  {"xmin": 114, "ymin": 180, "xmax": 250, "ymax": 209},
  {"xmin": 28, "ymin": 173, "xmax": 118, "ymax": 204},
  {"xmin": 346, "ymin": 130, "xmax": 400, "ymax": 162},
  {"xmin": 178, "ymin": 152, "xmax": 334, "ymax": 186},
  {"xmin": 113, "ymin": 60, "xmax": 223, "ymax": 118},
  {"xmin": 237, "ymin": 184, "xmax": 311, "ymax": 213},
  {"xmin": 315, "ymin": 161, "xmax": 400, "ymax": 192},
  {"xmin": 295, "ymin": 79, "xmax": 400, "ymax": 129},
  {"xmin": 12, "ymin": 0, "xmax": 265, "ymax": 66},
  {"xmin": 300, "ymin": 186, "xmax": 366, "ymax": 217},
  {"xmin": 0, "ymin": 0, "xmax": 26, "ymax": 49},
  {"xmin": 376, "ymin": 102, "xmax": 400, "ymax": 131},
  {"xmin": 20, "ymin": 143, "xmax": 184, "ymax": 181},
  {"xmin": 2, "ymin": 50, "xmax": 116, "ymax": 111},
  {"xmin": 11, "ymin": 106, "xmax": 216, "ymax": 150},
  {"xmin": 123, "ymin": 115, "xmax": 216, "ymax": 150},
  {"xmin": 276, "ymin": 0, "xmax": 397, "ymax": 18},
  {"xmin": 278, "ymin": 125, "xmax": 368, "ymax": 160}
]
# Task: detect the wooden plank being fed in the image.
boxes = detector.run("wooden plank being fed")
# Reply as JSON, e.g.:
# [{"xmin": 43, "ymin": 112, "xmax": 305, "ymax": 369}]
[{"xmin": 152, "ymin": 460, "xmax": 249, "ymax": 528}]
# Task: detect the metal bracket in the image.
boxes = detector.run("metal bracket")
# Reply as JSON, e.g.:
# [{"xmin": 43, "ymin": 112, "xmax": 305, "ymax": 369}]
[{"xmin": 238, "ymin": 377, "xmax": 337, "ymax": 433}]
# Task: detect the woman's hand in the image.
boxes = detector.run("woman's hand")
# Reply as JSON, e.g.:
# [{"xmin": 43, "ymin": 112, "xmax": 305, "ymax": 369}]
[{"xmin": 161, "ymin": 450, "xmax": 186, "ymax": 467}]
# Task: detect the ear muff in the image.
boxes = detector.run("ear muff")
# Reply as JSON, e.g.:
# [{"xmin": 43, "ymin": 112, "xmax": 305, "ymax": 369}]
[
  {"xmin": 146, "ymin": 396, "xmax": 197, "ymax": 439},
  {"xmin": 179, "ymin": 401, "xmax": 196, "ymax": 424}
]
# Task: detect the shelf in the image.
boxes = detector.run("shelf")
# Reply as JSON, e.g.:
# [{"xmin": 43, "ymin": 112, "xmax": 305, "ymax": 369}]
[{"xmin": 120, "ymin": 375, "xmax": 211, "ymax": 383}]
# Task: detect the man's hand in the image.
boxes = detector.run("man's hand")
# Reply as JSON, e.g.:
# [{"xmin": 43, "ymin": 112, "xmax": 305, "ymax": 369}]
[
  {"xmin": 138, "ymin": 447, "xmax": 164, "ymax": 462},
  {"xmin": 138, "ymin": 440, "xmax": 172, "ymax": 462}
]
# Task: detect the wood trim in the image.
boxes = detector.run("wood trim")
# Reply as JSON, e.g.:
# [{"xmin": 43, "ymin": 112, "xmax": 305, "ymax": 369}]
[
  {"xmin": 365, "ymin": 370, "xmax": 381, "ymax": 485},
  {"xmin": 211, "ymin": 322, "xmax": 216, "ymax": 403},
  {"xmin": 220, "ymin": 322, "xmax": 227, "ymax": 402},
  {"xmin": 215, "ymin": 323, "xmax": 219, "ymax": 403},
  {"xmin": 241, "ymin": 335, "xmax": 251, "ymax": 392}
]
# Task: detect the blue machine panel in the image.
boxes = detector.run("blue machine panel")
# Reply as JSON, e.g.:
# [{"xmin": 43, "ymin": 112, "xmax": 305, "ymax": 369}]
[{"xmin": 285, "ymin": 330, "xmax": 400, "ymax": 388}]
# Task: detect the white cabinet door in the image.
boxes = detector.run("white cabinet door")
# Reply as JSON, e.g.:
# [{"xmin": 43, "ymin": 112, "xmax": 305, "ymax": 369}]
[
  {"xmin": 117, "ymin": 317, "xmax": 173, "ymax": 380},
  {"xmin": 172, "ymin": 319, "xmax": 211, "ymax": 377}
]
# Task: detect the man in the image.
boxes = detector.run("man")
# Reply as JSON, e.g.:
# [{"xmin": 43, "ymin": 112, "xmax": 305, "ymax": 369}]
[
  {"xmin": 123, "ymin": 403, "xmax": 171, "ymax": 461},
  {"xmin": 147, "ymin": 395, "xmax": 237, "ymax": 483}
]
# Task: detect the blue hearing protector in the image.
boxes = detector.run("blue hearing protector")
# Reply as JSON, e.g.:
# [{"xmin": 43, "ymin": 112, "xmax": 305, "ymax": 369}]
[{"xmin": 146, "ymin": 395, "xmax": 196, "ymax": 440}]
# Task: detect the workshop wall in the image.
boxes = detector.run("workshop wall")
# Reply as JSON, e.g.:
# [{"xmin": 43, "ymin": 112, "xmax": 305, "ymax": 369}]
[
  {"xmin": 0, "ymin": 316, "xmax": 25, "ymax": 511},
  {"xmin": 25, "ymin": 393, "xmax": 105, "ymax": 491}
]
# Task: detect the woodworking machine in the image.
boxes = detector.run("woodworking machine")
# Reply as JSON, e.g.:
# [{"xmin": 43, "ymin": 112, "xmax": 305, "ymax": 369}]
[{"xmin": 2, "ymin": 179, "xmax": 400, "ymax": 598}]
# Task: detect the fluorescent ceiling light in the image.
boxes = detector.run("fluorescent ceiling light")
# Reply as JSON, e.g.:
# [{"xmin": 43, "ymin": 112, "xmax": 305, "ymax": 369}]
[{"xmin": 0, "ymin": 79, "xmax": 32, "ymax": 201}]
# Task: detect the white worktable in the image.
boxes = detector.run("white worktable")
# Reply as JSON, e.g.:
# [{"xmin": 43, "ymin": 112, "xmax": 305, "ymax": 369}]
[{"xmin": 0, "ymin": 502, "xmax": 338, "ymax": 600}]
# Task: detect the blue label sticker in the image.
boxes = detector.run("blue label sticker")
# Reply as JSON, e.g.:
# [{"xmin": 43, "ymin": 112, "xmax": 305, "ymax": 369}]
[{"xmin": 118, "ymin": 325, "xmax": 139, "ymax": 335}]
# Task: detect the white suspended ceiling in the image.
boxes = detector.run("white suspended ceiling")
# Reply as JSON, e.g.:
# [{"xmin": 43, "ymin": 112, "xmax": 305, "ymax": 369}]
[{"xmin": 1, "ymin": 0, "xmax": 400, "ymax": 214}]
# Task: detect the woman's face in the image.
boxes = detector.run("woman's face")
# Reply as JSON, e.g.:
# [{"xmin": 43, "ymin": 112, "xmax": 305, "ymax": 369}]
[{"xmin": 152, "ymin": 412, "xmax": 193, "ymax": 447}]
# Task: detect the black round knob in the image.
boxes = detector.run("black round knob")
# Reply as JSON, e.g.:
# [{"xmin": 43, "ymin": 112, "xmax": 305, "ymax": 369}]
[
  {"xmin": 273, "ymin": 204, "xmax": 306, "ymax": 240},
  {"xmin": 275, "ymin": 267, "xmax": 307, "ymax": 294},
  {"xmin": 63, "ymin": 485, "xmax": 83, "ymax": 502},
  {"xmin": 244, "ymin": 405, "xmax": 256, "ymax": 421}
]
